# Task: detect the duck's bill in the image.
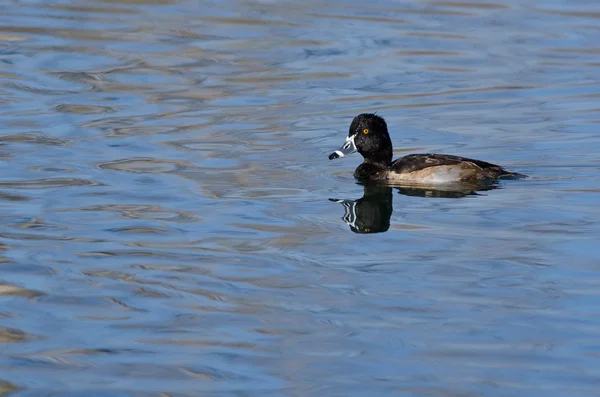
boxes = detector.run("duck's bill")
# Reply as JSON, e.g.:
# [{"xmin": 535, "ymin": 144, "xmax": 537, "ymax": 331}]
[{"xmin": 328, "ymin": 135, "xmax": 356, "ymax": 160}]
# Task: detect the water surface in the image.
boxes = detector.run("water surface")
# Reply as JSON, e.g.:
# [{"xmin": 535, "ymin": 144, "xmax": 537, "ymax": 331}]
[{"xmin": 1, "ymin": 0, "xmax": 600, "ymax": 395}]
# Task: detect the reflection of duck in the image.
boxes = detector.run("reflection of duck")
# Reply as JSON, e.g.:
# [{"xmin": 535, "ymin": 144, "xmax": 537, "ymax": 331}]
[
  {"xmin": 329, "ymin": 113, "xmax": 525, "ymax": 183},
  {"xmin": 330, "ymin": 185, "xmax": 392, "ymax": 234},
  {"xmin": 331, "ymin": 182, "xmax": 500, "ymax": 233},
  {"xmin": 394, "ymin": 180, "xmax": 499, "ymax": 198}
]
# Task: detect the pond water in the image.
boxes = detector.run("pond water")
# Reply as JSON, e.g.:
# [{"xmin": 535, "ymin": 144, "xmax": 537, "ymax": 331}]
[{"xmin": 1, "ymin": 0, "xmax": 600, "ymax": 395}]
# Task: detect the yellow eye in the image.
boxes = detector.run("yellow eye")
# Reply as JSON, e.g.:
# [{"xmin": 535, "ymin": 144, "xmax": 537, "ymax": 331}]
[
  {"xmin": 363, "ymin": 128, "xmax": 369, "ymax": 135},
  {"xmin": 364, "ymin": 228, "xmax": 371, "ymax": 232}
]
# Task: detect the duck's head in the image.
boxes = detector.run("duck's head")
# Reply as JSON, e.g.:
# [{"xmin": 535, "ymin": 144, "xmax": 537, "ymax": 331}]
[{"xmin": 328, "ymin": 113, "xmax": 393, "ymax": 165}]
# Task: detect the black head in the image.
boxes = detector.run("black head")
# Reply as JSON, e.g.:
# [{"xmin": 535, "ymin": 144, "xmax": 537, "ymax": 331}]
[{"xmin": 328, "ymin": 113, "xmax": 393, "ymax": 165}]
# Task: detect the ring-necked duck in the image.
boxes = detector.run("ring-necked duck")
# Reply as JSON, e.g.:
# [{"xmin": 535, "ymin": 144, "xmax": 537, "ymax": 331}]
[{"xmin": 329, "ymin": 113, "xmax": 524, "ymax": 183}]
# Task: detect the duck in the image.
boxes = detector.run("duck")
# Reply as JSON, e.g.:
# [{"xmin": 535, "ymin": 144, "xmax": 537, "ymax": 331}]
[{"xmin": 328, "ymin": 113, "xmax": 524, "ymax": 183}]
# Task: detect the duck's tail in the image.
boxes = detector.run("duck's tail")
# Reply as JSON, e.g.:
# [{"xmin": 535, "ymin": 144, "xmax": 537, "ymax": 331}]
[{"xmin": 500, "ymin": 170, "xmax": 528, "ymax": 179}]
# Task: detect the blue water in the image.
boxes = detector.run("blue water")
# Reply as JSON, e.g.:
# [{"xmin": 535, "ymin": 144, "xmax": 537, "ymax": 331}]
[{"xmin": 1, "ymin": 0, "xmax": 600, "ymax": 395}]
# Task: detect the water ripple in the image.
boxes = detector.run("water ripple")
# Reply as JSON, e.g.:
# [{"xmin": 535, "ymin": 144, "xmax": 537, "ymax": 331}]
[{"xmin": 0, "ymin": 178, "xmax": 101, "ymax": 189}]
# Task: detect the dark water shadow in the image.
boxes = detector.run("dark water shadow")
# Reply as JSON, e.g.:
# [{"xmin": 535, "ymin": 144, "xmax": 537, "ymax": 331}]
[
  {"xmin": 392, "ymin": 179, "xmax": 500, "ymax": 199},
  {"xmin": 330, "ymin": 185, "xmax": 394, "ymax": 234},
  {"xmin": 330, "ymin": 181, "xmax": 500, "ymax": 234}
]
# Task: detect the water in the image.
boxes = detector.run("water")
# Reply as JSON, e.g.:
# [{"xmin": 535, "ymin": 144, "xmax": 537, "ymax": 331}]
[{"xmin": 1, "ymin": 0, "xmax": 600, "ymax": 395}]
